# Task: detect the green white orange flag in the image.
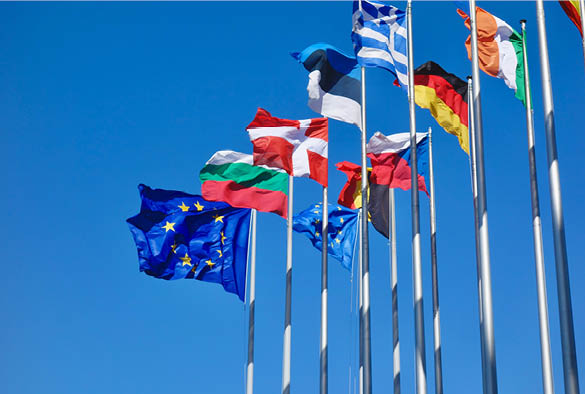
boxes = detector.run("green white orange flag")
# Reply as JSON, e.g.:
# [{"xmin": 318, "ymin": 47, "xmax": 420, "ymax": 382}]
[
  {"xmin": 559, "ymin": 1, "xmax": 583, "ymax": 37},
  {"xmin": 458, "ymin": 7, "xmax": 527, "ymax": 106},
  {"xmin": 199, "ymin": 150, "xmax": 289, "ymax": 218}
]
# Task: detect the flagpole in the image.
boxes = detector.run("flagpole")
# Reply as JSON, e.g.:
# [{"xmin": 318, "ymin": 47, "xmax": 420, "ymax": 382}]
[
  {"xmin": 520, "ymin": 19, "xmax": 555, "ymax": 394},
  {"xmin": 427, "ymin": 127, "xmax": 443, "ymax": 394},
  {"xmin": 282, "ymin": 175, "xmax": 293, "ymax": 394},
  {"xmin": 406, "ymin": 3, "xmax": 428, "ymax": 394},
  {"xmin": 536, "ymin": 3, "xmax": 581, "ymax": 394},
  {"xmin": 467, "ymin": 76, "xmax": 488, "ymax": 394},
  {"xmin": 321, "ymin": 187, "xmax": 329, "ymax": 394},
  {"xmin": 388, "ymin": 188, "xmax": 401, "ymax": 394},
  {"xmin": 358, "ymin": 210, "xmax": 364, "ymax": 394},
  {"xmin": 246, "ymin": 209, "xmax": 258, "ymax": 394},
  {"xmin": 469, "ymin": 2, "xmax": 498, "ymax": 394},
  {"xmin": 357, "ymin": 2, "xmax": 372, "ymax": 393}
]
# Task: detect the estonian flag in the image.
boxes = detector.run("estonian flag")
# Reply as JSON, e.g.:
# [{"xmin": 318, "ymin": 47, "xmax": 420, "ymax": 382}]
[{"xmin": 292, "ymin": 43, "xmax": 362, "ymax": 129}]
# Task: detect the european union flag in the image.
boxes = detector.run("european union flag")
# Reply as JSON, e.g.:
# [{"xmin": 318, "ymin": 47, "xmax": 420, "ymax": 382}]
[
  {"xmin": 126, "ymin": 184, "xmax": 251, "ymax": 301},
  {"xmin": 293, "ymin": 203, "xmax": 359, "ymax": 271}
]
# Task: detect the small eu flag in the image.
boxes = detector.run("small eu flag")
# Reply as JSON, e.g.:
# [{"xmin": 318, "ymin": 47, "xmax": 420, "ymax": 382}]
[
  {"xmin": 293, "ymin": 203, "xmax": 359, "ymax": 271},
  {"xmin": 126, "ymin": 184, "xmax": 251, "ymax": 301}
]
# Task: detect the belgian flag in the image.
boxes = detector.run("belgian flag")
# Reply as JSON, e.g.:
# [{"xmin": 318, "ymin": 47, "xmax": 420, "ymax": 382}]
[{"xmin": 414, "ymin": 61, "xmax": 469, "ymax": 154}]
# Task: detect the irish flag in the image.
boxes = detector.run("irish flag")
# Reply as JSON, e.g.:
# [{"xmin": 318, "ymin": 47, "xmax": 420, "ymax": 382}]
[
  {"xmin": 458, "ymin": 7, "xmax": 526, "ymax": 106},
  {"xmin": 199, "ymin": 150, "xmax": 289, "ymax": 218},
  {"xmin": 559, "ymin": 1, "xmax": 583, "ymax": 37}
]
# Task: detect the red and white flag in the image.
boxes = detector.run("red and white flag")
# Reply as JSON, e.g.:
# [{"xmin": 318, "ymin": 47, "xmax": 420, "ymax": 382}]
[{"xmin": 246, "ymin": 108, "xmax": 328, "ymax": 187}]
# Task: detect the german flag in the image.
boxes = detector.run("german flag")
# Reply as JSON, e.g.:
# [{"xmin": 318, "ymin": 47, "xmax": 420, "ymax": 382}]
[
  {"xmin": 414, "ymin": 61, "xmax": 469, "ymax": 154},
  {"xmin": 559, "ymin": 1, "xmax": 583, "ymax": 37}
]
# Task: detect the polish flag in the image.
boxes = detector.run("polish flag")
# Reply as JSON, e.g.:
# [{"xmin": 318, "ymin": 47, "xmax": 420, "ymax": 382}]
[
  {"xmin": 366, "ymin": 131, "xmax": 428, "ymax": 195},
  {"xmin": 246, "ymin": 108, "xmax": 328, "ymax": 187}
]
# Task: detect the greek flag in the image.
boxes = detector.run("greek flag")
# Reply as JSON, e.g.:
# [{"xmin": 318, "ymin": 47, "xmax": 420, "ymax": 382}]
[{"xmin": 352, "ymin": 0, "xmax": 408, "ymax": 91}]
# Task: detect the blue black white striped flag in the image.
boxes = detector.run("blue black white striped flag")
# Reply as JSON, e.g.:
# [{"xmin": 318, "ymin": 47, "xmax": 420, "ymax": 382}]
[{"xmin": 352, "ymin": 0, "xmax": 408, "ymax": 91}]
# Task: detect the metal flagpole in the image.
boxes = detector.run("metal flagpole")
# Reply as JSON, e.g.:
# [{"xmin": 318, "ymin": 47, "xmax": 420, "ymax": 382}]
[
  {"xmin": 388, "ymin": 188, "xmax": 401, "ymax": 394},
  {"xmin": 467, "ymin": 76, "xmax": 488, "ymax": 394},
  {"xmin": 358, "ymin": 211, "xmax": 364, "ymax": 394},
  {"xmin": 357, "ymin": 2, "xmax": 372, "ymax": 392},
  {"xmin": 406, "ymin": 2, "xmax": 428, "ymax": 394},
  {"xmin": 246, "ymin": 209, "xmax": 258, "ymax": 394},
  {"xmin": 427, "ymin": 127, "xmax": 443, "ymax": 394},
  {"xmin": 282, "ymin": 175, "xmax": 294, "ymax": 394},
  {"xmin": 321, "ymin": 187, "xmax": 329, "ymax": 394},
  {"xmin": 520, "ymin": 20, "xmax": 555, "ymax": 394},
  {"xmin": 468, "ymin": 2, "xmax": 499, "ymax": 394},
  {"xmin": 536, "ymin": 3, "xmax": 581, "ymax": 394}
]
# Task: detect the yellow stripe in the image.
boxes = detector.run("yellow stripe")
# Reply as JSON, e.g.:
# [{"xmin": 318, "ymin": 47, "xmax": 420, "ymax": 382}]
[
  {"xmin": 415, "ymin": 85, "xmax": 470, "ymax": 154},
  {"xmin": 570, "ymin": 1, "xmax": 582, "ymax": 17}
]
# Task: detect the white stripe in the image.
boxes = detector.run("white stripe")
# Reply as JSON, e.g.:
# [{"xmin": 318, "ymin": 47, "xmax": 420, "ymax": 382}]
[
  {"xmin": 367, "ymin": 131, "xmax": 428, "ymax": 155},
  {"xmin": 205, "ymin": 150, "xmax": 286, "ymax": 173},
  {"xmin": 493, "ymin": 16, "xmax": 519, "ymax": 91}
]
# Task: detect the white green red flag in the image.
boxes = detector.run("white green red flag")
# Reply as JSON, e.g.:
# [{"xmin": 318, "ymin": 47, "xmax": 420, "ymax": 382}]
[
  {"xmin": 246, "ymin": 108, "xmax": 329, "ymax": 187},
  {"xmin": 199, "ymin": 150, "xmax": 289, "ymax": 218},
  {"xmin": 458, "ymin": 7, "xmax": 527, "ymax": 106}
]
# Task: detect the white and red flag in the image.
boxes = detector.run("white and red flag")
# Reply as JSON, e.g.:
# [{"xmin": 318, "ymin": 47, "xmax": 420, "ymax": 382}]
[{"xmin": 246, "ymin": 108, "xmax": 328, "ymax": 187}]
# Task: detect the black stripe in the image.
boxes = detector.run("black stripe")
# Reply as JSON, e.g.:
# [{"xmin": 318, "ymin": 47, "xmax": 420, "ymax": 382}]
[
  {"xmin": 303, "ymin": 49, "xmax": 361, "ymax": 104},
  {"xmin": 415, "ymin": 61, "xmax": 468, "ymax": 103},
  {"xmin": 368, "ymin": 183, "xmax": 389, "ymax": 239}
]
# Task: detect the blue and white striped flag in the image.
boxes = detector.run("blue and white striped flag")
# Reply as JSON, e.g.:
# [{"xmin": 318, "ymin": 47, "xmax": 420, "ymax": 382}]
[{"xmin": 352, "ymin": 0, "xmax": 408, "ymax": 91}]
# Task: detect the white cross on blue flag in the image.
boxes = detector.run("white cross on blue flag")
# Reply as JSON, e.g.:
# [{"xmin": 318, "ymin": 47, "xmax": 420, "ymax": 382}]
[{"xmin": 352, "ymin": 0, "xmax": 408, "ymax": 92}]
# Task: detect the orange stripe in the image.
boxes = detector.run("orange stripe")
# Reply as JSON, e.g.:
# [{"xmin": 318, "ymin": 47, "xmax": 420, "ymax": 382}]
[{"xmin": 458, "ymin": 8, "xmax": 500, "ymax": 77}]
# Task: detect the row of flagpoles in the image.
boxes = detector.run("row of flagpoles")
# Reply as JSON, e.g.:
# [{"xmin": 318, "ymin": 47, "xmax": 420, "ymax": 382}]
[{"xmin": 126, "ymin": 1, "xmax": 584, "ymax": 394}]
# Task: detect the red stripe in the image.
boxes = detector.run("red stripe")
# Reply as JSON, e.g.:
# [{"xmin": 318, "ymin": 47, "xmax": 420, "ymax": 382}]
[
  {"xmin": 415, "ymin": 74, "xmax": 469, "ymax": 127},
  {"xmin": 305, "ymin": 117, "xmax": 329, "ymax": 142},
  {"xmin": 247, "ymin": 108, "xmax": 300, "ymax": 129},
  {"xmin": 202, "ymin": 180, "xmax": 288, "ymax": 218},
  {"xmin": 251, "ymin": 136, "xmax": 294, "ymax": 175},
  {"xmin": 336, "ymin": 161, "xmax": 362, "ymax": 209},
  {"xmin": 368, "ymin": 153, "xmax": 428, "ymax": 195},
  {"xmin": 560, "ymin": 1, "xmax": 584, "ymax": 36},
  {"xmin": 307, "ymin": 150, "xmax": 328, "ymax": 187}
]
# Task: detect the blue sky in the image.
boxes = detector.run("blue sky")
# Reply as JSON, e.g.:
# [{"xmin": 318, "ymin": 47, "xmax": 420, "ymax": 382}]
[{"xmin": 0, "ymin": 2, "xmax": 583, "ymax": 394}]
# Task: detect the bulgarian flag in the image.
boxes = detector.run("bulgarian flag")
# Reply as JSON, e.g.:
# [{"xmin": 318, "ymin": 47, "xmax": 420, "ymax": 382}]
[
  {"xmin": 559, "ymin": 1, "xmax": 583, "ymax": 37},
  {"xmin": 458, "ymin": 7, "xmax": 527, "ymax": 106},
  {"xmin": 199, "ymin": 150, "xmax": 289, "ymax": 218},
  {"xmin": 246, "ymin": 108, "xmax": 328, "ymax": 187}
]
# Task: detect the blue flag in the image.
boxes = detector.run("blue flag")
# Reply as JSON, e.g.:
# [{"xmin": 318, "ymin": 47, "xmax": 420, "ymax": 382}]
[
  {"xmin": 126, "ymin": 184, "xmax": 251, "ymax": 301},
  {"xmin": 293, "ymin": 203, "xmax": 359, "ymax": 271}
]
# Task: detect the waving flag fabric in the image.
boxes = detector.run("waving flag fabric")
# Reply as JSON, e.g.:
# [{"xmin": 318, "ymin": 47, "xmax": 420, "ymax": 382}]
[
  {"xmin": 414, "ymin": 61, "xmax": 469, "ymax": 154},
  {"xmin": 246, "ymin": 108, "xmax": 328, "ymax": 187},
  {"xmin": 336, "ymin": 161, "xmax": 370, "ymax": 210},
  {"xmin": 559, "ymin": 1, "xmax": 583, "ymax": 37},
  {"xmin": 458, "ymin": 7, "xmax": 526, "ymax": 105},
  {"xmin": 127, "ymin": 185, "xmax": 251, "ymax": 301},
  {"xmin": 367, "ymin": 131, "xmax": 428, "ymax": 194},
  {"xmin": 199, "ymin": 150, "xmax": 288, "ymax": 218},
  {"xmin": 292, "ymin": 43, "xmax": 362, "ymax": 128},
  {"xmin": 352, "ymin": 0, "xmax": 408, "ymax": 91},
  {"xmin": 293, "ymin": 203, "xmax": 359, "ymax": 271}
]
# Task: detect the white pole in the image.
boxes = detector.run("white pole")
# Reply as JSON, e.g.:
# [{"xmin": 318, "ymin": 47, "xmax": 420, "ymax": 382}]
[
  {"xmin": 389, "ymin": 189, "xmax": 401, "ymax": 394},
  {"xmin": 321, "ymin": 188, "xmax": 329, "ymax": 394},
  {"xmin": 520, "ymin": 20, "xmax": 555, "ymax": 394},
  {"xmin": 246, "ymin": 209, "xmax": 258, "ymax": 394},
  {"xmin": 406, "ymin": 3, "xmax": 428, "ymax": 394},
  {"xmin": 536, "ymin": 3, "xmax": 581, "ymax": 394},
  {"xmin": 469, "ymin": 2, "xmax": 499, "ymax": 393},
  {"xmin": 282, "ymin": 175, "xmax": 293, "ymax": 394},
  {"xmin": 358, "ymin": 210, "xmax": 364, "ymax": 394},
  {"xmin": 427, "ymin": 127, "xmax": 443, "ymax": 394}
]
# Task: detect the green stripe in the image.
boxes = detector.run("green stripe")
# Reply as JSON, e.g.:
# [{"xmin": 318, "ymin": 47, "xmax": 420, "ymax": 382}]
[
  {"xmin": 511, "ymin": 31, "xmax": 527, "ymax": 107},
  {"xmin": 200, "ymin": 162, "xmax": 289, "ymax": 195}
]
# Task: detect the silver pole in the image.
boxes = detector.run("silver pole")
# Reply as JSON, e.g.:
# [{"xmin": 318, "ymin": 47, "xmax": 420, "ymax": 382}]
[
  {"xmin": 520, "ymin": 20, "xmax": 555, "ymax": 394},
  {"xmin": 469, "ymin": 2, "xmax": 498, "ymax": 393},
  {"xmin": 282, "ymin": 175, "xmax": 294, "ymax": 394},
  {"xmin": 536, "ymin": 3, "xmax": 581, "ymax": 394},
  {"xmin": 358, "ymin": 211, "xmax": 364, "ymax": 394},
  {"xmin": 389, "ymin": 188, "xmax": 401, "ymax": 394},
  {"xmin": 246, "ymin": 209, "xmax": 258, "ymax": 394},
  {"xmin": 427, "ymin": 127, "xmax": 443, "ymax": 394},
  {"xmin": 467, "ymin": 76, "xmax": 487, "ymax": 394},
  {"xmin": 321, "ymin": 187, "xmax": 329, "ymax": 394},
  {"xmin": 406, "ymin": 3, "xmax": 428, "ymax": 394}
]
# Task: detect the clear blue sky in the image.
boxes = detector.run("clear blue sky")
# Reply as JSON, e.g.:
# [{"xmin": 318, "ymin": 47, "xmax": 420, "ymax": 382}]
[{"xmin": 0, "ymin": 2, "xmax": 583, "ymax": 394}]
